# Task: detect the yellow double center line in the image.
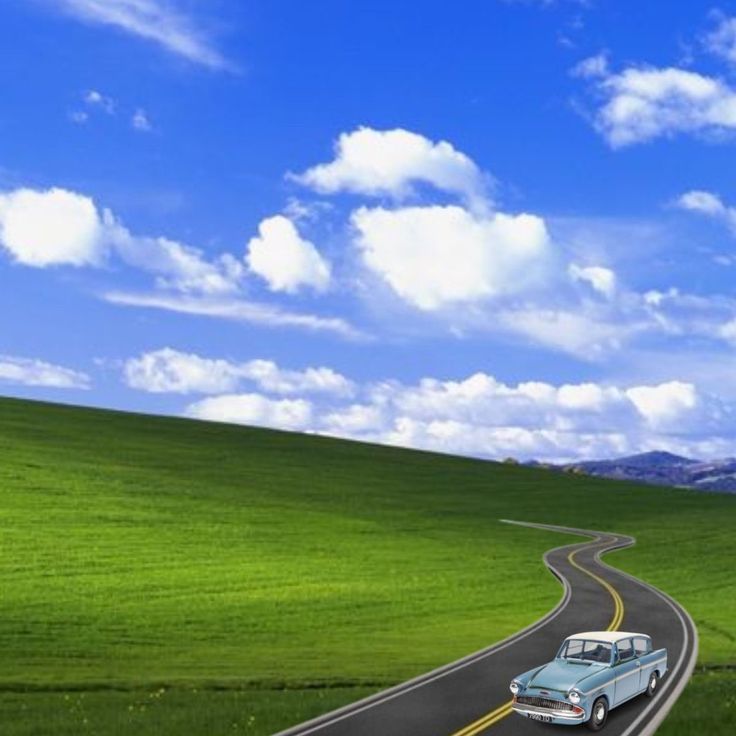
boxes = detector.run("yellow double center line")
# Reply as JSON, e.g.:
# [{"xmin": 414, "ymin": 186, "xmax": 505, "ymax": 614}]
[
  {"xmin": 448, "ymin": 541, "xmax": 624, "ymax": 736},
  {"xmin": 568, "ymin": 544, "xmax": 625, "ymax": 632},
  {"xmin": 449, "ymin": 700, "xmax": 514, "ymax": 736}
]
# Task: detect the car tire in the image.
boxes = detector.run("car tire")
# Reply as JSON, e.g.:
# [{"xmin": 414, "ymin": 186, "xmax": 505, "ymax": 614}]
[
  {"xmin": 646, "ymin": 671, "xmax": 659, "ymax": 698},
  {"xmin": 586, "ymin": 697, "xmax": 608, "ymax": 731}
]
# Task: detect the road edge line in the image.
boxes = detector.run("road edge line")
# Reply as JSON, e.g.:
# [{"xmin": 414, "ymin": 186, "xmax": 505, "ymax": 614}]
[{"xmin": 596, "ymin": 552, "xmax": 699, "ymax": 736}]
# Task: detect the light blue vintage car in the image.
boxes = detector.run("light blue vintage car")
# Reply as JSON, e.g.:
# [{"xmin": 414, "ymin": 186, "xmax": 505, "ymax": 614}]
[{"xmin": 509, "ymin": 631, "xmax": 667, "ymax": 731}]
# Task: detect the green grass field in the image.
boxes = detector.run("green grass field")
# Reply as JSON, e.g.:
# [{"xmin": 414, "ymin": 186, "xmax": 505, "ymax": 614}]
[{"xmin": 1, "ymin": 396, "xmax": 734, "ymax": 735}]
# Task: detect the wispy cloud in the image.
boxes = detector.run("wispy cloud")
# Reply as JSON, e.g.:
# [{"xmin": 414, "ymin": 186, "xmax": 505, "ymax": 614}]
[
  {"xmin": 0, "ymin": 355, "xmax": 90, "ymax": 389},
  {"xmin": 131, "ymin": 108, "xmax": 152, "ymax": 132},
  {"xmin": 676, "ymin": 189, "xmax": 736, "ymax": 233},
  {"xmin": 52, "ymin": 0, "xmax": 231, "ymax": 70},
  {"xmin": 103, "ymin": 291, "xmax": 369, "ymax": 341},
  {"xmin": 84, "ymin": 89, "xmax": 116, "ymax": 114}
]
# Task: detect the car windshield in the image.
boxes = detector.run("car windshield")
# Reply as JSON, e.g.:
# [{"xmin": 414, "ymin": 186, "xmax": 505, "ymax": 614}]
[{"xmin": 558, "ymin": 639, "xmax": 612, "ymax": 663}]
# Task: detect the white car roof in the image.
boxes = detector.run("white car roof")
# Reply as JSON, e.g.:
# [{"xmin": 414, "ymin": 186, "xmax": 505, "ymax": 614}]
[{"xmin": 567, "ymin": 631, "xmax": 648, "ymax": 643}]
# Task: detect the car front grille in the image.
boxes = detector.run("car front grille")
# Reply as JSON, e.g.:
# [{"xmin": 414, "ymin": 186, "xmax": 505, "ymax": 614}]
[{"xmin": 515, "ymin": 696, "xmax": 574, "ymax": 712}]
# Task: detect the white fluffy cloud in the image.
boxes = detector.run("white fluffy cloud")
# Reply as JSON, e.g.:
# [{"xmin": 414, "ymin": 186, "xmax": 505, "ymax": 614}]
[
  {"xmin": 352, "ymin": 204, "xmax": 551, "ymax": 310},
  {"xmin": 348, "ymin": 374, "xmax": 720, "ymax": 460},
  {"xmin": 53, "ymin": 0, "xmax": 229, "ymax": 69},
  {"xmin": 369, "ymin": 373, "xmax": 635, "ymax": 432},
  {"xmin": 0, "ymin": 186, "xmax": 241, "ymax": 294},
  {"xmin": 625, "ymin": 381, "xmax": 698, "ymax": 428},
  {"xmin": 676, "ymin": 189, "xmax": 736, "ymax": 232},
  {"xmin": 718, "ymin": 319, "xmax": 736, "ymax": 343},
  {"xmin": 0, "ymin": 188, "xmax": 105, "ymax": 267},
  {"xmin": 571, "ymin": 53, "xmax": 609, "ymax": 79},
  {"xmin": 243, "ymin": 359, "xmax": 353, "ymax": 396},
  {"xmin": 677, "ymin": 189, "xmax": 729, "ymax": 217},
  {"xmin": 569, "ymin": 264, "xmax": 616, "ymax": 298},
  {"xmin": 323, "ymin": 404, "xmax": 386, "ymax": 434},
  {"xmin": 379, "ymin": 419, "xmax": 631, "ymax": 463},
  {"xmin": 186, "ymin": 393, "xmax": 313, "ymax": 430},
  {"xmin": 582, "ymin": 64, "xmax": 736, "ymax": 146},
  {"xmin": 124, "ymin": 348, "xmax": 354, "ymax": 397},
  {"xmin": 246, "ymin": 215, "xmax": 331, "ymax": 293},
  {"xmin": 0, "ymin": 355, "xmax": 90, "ymax": 389},
  {"xmin": 294, "ymin": 127, "xmax": 486, "ymax": 202},
  {"xmin": 177, "ymin": 368, "xmax": 729, "ymax": 463},
  {"xmin": 125, "ymin": 348, "xmax": 241, "ymax": 394}
]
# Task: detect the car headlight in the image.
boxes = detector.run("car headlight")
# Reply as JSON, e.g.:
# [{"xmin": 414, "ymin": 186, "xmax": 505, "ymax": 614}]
[
  {"xmin": 510, "ymin": 681, "xmax": 521, "ymax": 695},
  {"xmin": 568, "ymin": 690, "xmax": 581, "ymax": 704}
]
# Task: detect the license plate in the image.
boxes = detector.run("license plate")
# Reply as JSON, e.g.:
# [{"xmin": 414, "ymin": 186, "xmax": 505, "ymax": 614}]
[{"xmin": 527, "ymin": 713, "xmax": 553, "ymax": 722}]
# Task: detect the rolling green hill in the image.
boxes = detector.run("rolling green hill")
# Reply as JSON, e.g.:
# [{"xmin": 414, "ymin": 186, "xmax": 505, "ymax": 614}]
[{"xmin": 0, "ymin": 396, "xmax": 734, "ymax": 735}]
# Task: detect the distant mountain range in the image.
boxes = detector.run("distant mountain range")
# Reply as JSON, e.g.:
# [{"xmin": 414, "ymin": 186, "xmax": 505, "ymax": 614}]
[{"xmin": 533, "ymin": 451, "xmax": 736, "ymax": 493}]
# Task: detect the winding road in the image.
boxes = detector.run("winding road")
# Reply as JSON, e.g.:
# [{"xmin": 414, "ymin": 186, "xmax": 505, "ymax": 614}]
[{"xmin": 274, "ymin": 520, "xmax": 697, "ymax": 736}]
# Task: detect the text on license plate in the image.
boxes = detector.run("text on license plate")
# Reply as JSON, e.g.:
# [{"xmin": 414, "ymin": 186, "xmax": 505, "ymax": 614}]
[{"xmin": 527, "ymin": 713, "xmax": 553, "ymax": 722}]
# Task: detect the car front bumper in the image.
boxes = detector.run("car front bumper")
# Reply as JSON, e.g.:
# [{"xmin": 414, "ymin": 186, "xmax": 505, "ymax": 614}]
[{"xmin": 512, "ymin": 698, "xmax": 587, "ymax": 726}]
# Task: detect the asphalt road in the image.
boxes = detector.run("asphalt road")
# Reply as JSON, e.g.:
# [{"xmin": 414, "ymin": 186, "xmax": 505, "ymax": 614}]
[{"xmin": 274, "ymin": 520, "xmax": 697, "ymax": 736}]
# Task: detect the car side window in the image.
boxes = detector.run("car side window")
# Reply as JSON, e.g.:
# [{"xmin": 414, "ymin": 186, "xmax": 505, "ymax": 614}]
[
  {"xmin": 616, "ymin": 638, "xmax": 635, "ymax": 662},
  {"xmin": 634, "ymin": 637, "xmax": 650, "ymax": 656},
  {"xmin": 583, "ymin": 641, "xmax": 611, "ymax": 663}
]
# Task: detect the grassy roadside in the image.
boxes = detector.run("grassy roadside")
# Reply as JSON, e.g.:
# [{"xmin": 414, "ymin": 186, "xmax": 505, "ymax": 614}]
[
  {"xmin": 1, "ymin": 396, "xmax": 734, "ymax": 734},
  {"xmin": 0, "ymin": 688, "xmax": 379, "ymax": 736},
  {"xmin": 656, "ymin": 670, "xmax": 736, "ymax": 735},
  {"xmin": 1, "ymin": 674, "xmax": 729, "ymax": 736}
]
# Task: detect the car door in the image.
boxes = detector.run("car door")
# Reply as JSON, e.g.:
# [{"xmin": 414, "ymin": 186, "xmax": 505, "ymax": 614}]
[
  {"xmin": 613, "ymin": 638, "xmax": 641, "ymax": 704},
  {"xmin": 633, "ymin": 636, "xmax": 652, "ymax": 691}
]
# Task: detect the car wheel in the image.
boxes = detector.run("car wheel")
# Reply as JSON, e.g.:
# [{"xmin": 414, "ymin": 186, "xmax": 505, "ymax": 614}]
[
  {"xmin": 586, "ymin": 697, "xmax": 608, "ymax": 731},
  {"xmin": 646, "ymin": 671, "xmax": 659, "ymax": 697}
]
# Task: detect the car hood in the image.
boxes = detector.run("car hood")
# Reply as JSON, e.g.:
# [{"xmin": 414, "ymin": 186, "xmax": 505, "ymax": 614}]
[{"xmin": 528, "ymin": 659, "xmax": 606, "ymax": 692}]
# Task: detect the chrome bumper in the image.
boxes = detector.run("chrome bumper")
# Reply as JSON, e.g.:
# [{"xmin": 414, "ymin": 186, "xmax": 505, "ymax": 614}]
[{"xmin": 512, "ymin": 702, "xmax": 586, "ymax": 722}]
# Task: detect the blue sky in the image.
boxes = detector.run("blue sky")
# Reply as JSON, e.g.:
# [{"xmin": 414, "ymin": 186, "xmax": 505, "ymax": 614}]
[{"xmin": 4, "ymin": 0, "xmax": 736, "ymax": 462}]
